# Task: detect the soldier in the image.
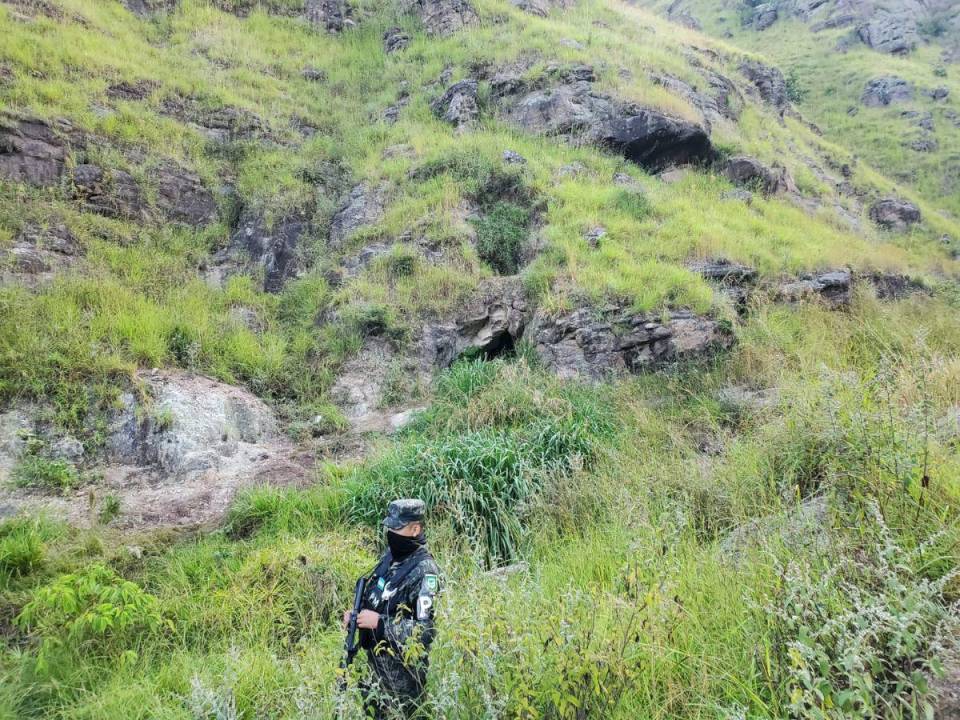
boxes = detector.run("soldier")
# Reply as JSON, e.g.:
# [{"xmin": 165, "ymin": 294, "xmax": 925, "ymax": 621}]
[{"xmin": 342, "ymin": 499, "xmax": 441, "ymax": 719}]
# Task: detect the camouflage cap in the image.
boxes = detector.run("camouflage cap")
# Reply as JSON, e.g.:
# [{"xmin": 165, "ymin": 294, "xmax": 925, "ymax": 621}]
[{"xmin": 383, "ymin": 498, "xmax": 426, "ymax": 530}]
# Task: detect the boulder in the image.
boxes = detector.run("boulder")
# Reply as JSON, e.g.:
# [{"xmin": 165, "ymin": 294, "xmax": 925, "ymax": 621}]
[
  {"xmin": 861, "ymin": 76, "xmax": 913, "ymax": 106},
  {"xmin": 106, "ymin": 79, "xmax": 160, "ymax": 101},
  {"xmin": 869, "ymin": 197, "xmax": 921, "ymax": 231},
  {"xmin": 159, "ymin": 96, "xmax": 264, "ymax": 143},
  {"xmin": 301, "ymin": 66, "xmax": 327, "ymax": 82},
  {"xmin": 525, "ymin": 304, "xmax": 733, "ymax": 380},
  {"xmin": 650, "ymin": 72, "xmax": 738, "ymax": 130},
  {"xmin": 777, "ymin": 270, "xmax": 853, "ymax": 308},
  {"xmin": 502, "ymin": 149, "xmax": 527, "ymax": 164},
  {"xmin": 0, "ymin": 406, "xmax": 33, "ymax": 485},
  {"xmin": 858, "ymin": 10, "xmax": 918, "ymax": 55},
  {"xmin": 421, "ymin": 277, "xmax": 529, "ymax": 367},
  {"xmin": 927, "ymin": 86, "xmax": 950, "ymax": 101},
  {"xmin": 431, "ymin": 79, "xmax": 480, "ymax": 127},
  {"xmin": 383, "ymin": 27, "xmax": 411, "ymax": 53},
  {"xmin": 666, "ymin": 0, "xmax": 701, "ymax": 30},
  {"xmin": 739, "ymin": 60, "xmax": 789, "ymax": 113},
  {"xmin": 405, "ymin": 0, "xmax": 479, "ymax": 36},
  {"xmin": 722, "ymin": 155, "xmax": 794, "ymax": 194},
  {"xmin": 865, "ymin": 271, "xmax": 927, "ymax": 300},
  {"xmin": 502, "ymin": 82, "xmax": 712, "ymax": 171},
  {"xmin": 329, "ymin": 183, "xmax": 386, "ymax": 248},
  {"xmin": 0, "ymin": 115, "xmax": 81, "ymax": 187}
]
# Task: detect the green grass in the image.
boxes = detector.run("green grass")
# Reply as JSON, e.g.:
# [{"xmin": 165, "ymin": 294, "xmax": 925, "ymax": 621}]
[{"xmin": 1, "ymin": 0, "xmax": 960, "ymax": 718}]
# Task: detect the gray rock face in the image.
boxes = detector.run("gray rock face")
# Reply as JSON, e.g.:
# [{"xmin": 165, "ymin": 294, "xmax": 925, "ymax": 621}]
[
  {"xmin": 122, "ymin": 0, "xmax": 178, "ymax": 17},
  {"xmin": 526, "ymin": 305, "xmax": 733, "ymax": 380},
  {"xmin": 650, "ymin": 72, "xmax": 741, "ymax": 130},
  {"xmin": 0, "ymin": 115, "xmax": 81, "ymax": 187},
  {"xmin": 510, "ymin": 0, "xmax": 573, "ymax": 16},
  {"xmin": 72, "ymin": 164, "xmax": 145, "ymax": 220},
  {"xmin": 777, "ymin": 270, "xmax": 853, "ymax": 308},
  {"xmin": 383, "ymin": 27, "xmax": 411, "ymax": 53},
  {"xmin": 155, "ymin": 163, "xmax": 219, "ymax": 227},
  {"xmin": 220, "ymin": 210, "xmax": 310, "ymax": 292},
  {"xmin": 0, "ymin": 407, "xmax": 33, "ymax": 486},
  {"xmin": 689, "ymin": 259, "xmax": 758, "ymax": 307},
  {"xmin": 421, "ymin": 277, "xmax": 529, "ymax": 368},
  {"xmin": 405, "ymin": 0, "xmax": 479, "ymax": 35},
  {"xmin": 861, "ymin": 76, "xmax": 913, "ymax": 106},
  {"xmin": 869, "ymin": 197, "xmax": 921, "ymax": 230},
  {"xmin": 159, "ymin": 96, "xmax": 264, "ymax": 143},
  {"xmin": 858, "ymin": 10, "xmax": 918, "ymax": 54},
  {"xmin": 108, "ymin": 372, "xmax": 279, "ymax": 476},
  {"xmin": 303, "ymin": 0, "xmax": 346, "ymax": 31},
  {"xmin": 329, "ymin": 183, "xmax": 386, "ymax": 248},
  {"xmin": 71, "ymin": 162, "xmax": 216, "ymax": 227},
  {"xmin": 752, "ymin": 3, "xmax": 779, "ymax": 30},
  {"xmin": 502, "ymin": 81, "xmax": 712, "ymax": 171},
  {"xmin": 722, "ymin": 156, "xmax": 795, "ymax": 194},
  {"xmin": 431, "ymin": 79, "xmax": 480, "ymax": 127},
  {"xmin": 1, "ymin": 223, "xmax": 82, "ymax": 286},
  {"xmin": 666, "ymin": 0, "xmax": 701, "ymax": 30},
  {"xmin": 739, "ymin": 60, "xmax": 790, "ymax": 113}
]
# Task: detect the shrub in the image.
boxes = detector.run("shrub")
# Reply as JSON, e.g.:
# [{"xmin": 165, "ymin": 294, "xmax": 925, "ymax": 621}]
[
  {"xmin": 12, "ymin": 457, "xmax": 80, "ymax": 492},
  {"xmin": 16, "ymin": 564, "xmax": 166, "ymax": 673},
  {"xmin": 785, "ymin": 69, "xmax": 807, "ymax": 104},
  {"xmin": 471, "ymin": 202, "xmax": 530, "ymax": 275},
  {"xmin": 761, "ymin": 506, "xmax": 957, "ymax": 719}
]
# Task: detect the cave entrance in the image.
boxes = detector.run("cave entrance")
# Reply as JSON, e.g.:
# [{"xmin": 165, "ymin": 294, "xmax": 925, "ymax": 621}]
[{"xmin": 461, "ymin": 329, "xmax": 518, "ymax": 363}]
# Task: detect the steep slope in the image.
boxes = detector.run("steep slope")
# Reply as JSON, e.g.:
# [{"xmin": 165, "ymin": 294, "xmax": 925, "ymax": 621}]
[
  {"xmin": 638, "ymin": 0, "xmax": 960, "ymax": 222},
  {"xmin": 1, "ymin": 1, "xmax": 960, "ymax": 718}
]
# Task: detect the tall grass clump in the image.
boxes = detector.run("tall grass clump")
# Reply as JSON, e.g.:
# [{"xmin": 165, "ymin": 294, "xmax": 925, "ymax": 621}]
[{"xmin": 344, "ymin": 359, "xmax": 617, "ymax": 565}]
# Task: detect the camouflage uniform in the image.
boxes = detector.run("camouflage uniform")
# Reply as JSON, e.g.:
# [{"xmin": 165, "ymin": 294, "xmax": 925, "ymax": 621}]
[{"xmin": 358, "ymin": 500, "xmax": 441, "ymax": 719}]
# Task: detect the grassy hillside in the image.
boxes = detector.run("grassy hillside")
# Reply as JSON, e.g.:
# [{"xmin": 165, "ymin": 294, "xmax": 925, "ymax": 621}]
[{"xmin": 1, "ymin": 0, "xmax": 960, "ymax": 718}]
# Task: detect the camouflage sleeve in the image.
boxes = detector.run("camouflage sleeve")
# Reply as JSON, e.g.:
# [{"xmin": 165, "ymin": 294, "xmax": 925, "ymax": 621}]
[{"xmin": 382, "ymin": 560, "xmax": 440, "ymax": 655}]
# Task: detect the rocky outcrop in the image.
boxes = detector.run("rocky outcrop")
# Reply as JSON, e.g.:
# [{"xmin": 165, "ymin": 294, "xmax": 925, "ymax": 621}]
[
  {"xmin": 739, "ymin": 59, "xmax": 790, "ymax": 114},
  {"xmin": 689, "ymin": 258, "xmax": 757, "ymax": 307},
  {"xmin": 722, "ymin": 156, "xmax": 795, "ymax": 194},
  {"xmin": 0, "ymin": 372, "xmax": 308, "ymax": 527},
  {"xmin": 857, "ymin": 10, "xmax": 918, "ymax": 55},
  {"xmin": 510, "ymin": 0, "xmax": 573, "ymax": 16},
  {"xmin": 869, "ymin": 197, "xmax": 921, "ymax": 230},
  {"xmin": 650, "ymin": 72, "xmax": 741, "ymax": 130},
  {"xmin": 421, "ymin": 277, "xmax": 529, "ymax": 367},
  {"xmin": 666, "ymin": 0, "xmax": 701, "ymax": 30},
  {"xmin": 526, "ymin": 304, "xmax": 733, "ymax": 380},
  {"xmin": 431, "ymin": 79, "xmax": 480, "ymax": 127},
  {"xmin": 0, "ymin": 115, "xmax": 82, "ymax": 187},
  {"xmin": 71, "ymin": 164, "xmax": 145, "ymax": 220},
  {"xmin": 122, "ymin": 0, "xmax": 178, "ymax": 16},
  {"xmin": 303, "ymin": 0, "xmax": 348, "ymax": 32},
  {"xmin": 329, "ymin": 183, "xmax": 386, "ymax": 248},
  {"xmin": 1, "ymin": 223, "xmax": 82, "ymax": 287},
  {"xmin": 155, "ymin": 163, "xmax": 219, "ymax": 227},
  {"xmin": 777, "ymin": 270, "xmax": 853, "ymax": 308},
  {"xmin": 501, "ymin": 81, "xmax": 713, "ymax": 171},
  {"xmin": 383, "ymin": 27, "xmax": 411, "ymax": 53},
  {"xmin": 861, "ymin": 76, "xmax": 913, "ymax": 106},
  {"xmin": 70, "ymin": 162, "xmax": 217, "ymax": 227},
  {"xmin": 751, "ymin": 3, "xmax": 779, "ymax": 30},
  {"xmin": 215, "ymin": 210, "xmax": 311, "ymax": 292},
  {"xmin": 159, "ymin": 96, "xmax": 264, "ymax": 143},
  {"xmin": 405, "ymin": 0, "xmax": 479, "ymax": 36}
]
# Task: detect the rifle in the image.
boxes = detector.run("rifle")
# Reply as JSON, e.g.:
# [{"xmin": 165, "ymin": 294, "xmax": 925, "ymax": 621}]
[{"xmin": 339, "ymin": 576, "xmax": 366, "ymax": 689}]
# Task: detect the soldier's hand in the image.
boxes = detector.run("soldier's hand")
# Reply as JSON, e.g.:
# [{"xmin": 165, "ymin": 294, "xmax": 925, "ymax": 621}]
[
  {"xmin": 356, "ymin": 609, "xmax": 381, "ymax": 630},
  {"xmin": 342, "ymin": 610, "xmax": 351, "ymax": 629}
]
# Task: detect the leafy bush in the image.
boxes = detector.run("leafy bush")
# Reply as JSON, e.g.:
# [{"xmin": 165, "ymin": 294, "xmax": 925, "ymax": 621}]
[
  {"xmin": 471, "ymin": 202, "xmax": 530, "ymax": 275},
  {"xmin": 762, "ymin": 507, "xmax": 957, "ymax": 719},
  {"xmin": 785, "ymin": 69, "xmax": 807, "ymax": 104},
  {"xmin": 12, "ymin": 457, "xmax": 80, "ymax": 492},
  {"xmin": 16, "ymin": 564, "xmax": 166, "ymax": 673}
]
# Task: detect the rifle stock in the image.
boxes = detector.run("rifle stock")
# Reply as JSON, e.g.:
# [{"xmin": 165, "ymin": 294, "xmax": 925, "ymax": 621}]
[{"xmin": 339, "ymin": 576, "xmax": 366, "ymax": 688}]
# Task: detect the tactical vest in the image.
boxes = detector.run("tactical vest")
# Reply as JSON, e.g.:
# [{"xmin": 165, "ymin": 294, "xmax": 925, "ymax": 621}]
[{"xmin": 363, "ymin": 546, "xmax": 429, "ymax": 616}]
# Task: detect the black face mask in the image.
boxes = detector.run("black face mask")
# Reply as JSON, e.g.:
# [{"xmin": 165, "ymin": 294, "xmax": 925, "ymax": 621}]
[{"xmin": 386, "ymin": 529, "xmax": 423, "ymax": 559}]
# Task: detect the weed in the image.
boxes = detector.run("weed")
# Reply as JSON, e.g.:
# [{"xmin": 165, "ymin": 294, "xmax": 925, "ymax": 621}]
[{"xmin": 12, "ymin": 457, "xmax": 80, "ymax": 492}]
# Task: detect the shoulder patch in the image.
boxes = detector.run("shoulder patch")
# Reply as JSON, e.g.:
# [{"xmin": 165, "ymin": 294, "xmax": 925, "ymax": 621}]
[{"xmin": 424, "ymin": 574, "xmax": 439, "ymax": 592}]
